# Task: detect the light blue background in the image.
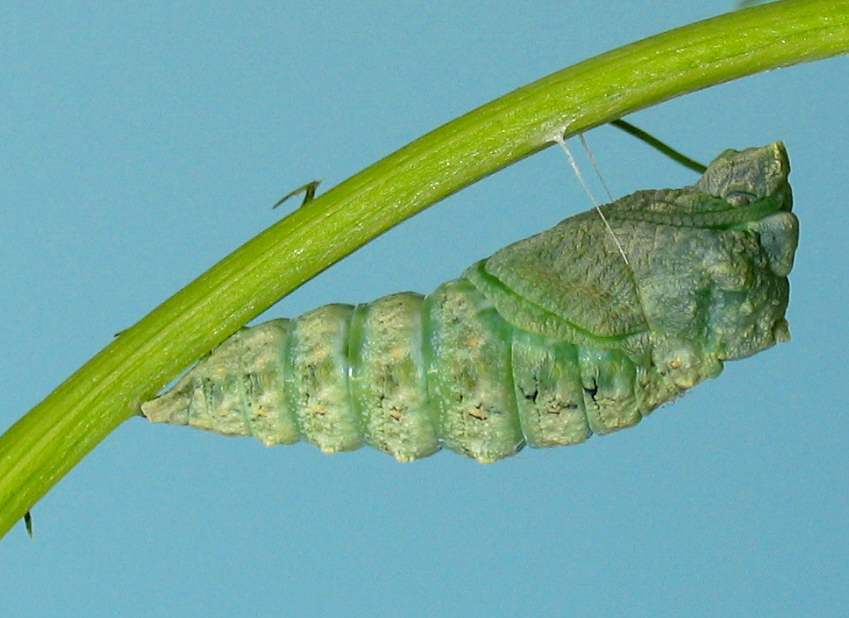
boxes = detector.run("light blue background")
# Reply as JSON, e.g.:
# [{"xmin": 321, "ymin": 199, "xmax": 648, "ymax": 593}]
[{"xmin": 2, "ymin": 2, "xmax": 847, "ymax": 616}]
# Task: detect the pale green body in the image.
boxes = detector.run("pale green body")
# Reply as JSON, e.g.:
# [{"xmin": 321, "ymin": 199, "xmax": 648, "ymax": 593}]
[{"xmin": 142, "ymin": 143, "xmax": 798, "ymax": 463}]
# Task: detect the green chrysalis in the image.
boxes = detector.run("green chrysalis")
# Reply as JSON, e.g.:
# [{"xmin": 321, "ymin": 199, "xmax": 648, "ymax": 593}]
[{"xmin": 142, "ymin": 142, "xmax": 798, "ymax": 463}]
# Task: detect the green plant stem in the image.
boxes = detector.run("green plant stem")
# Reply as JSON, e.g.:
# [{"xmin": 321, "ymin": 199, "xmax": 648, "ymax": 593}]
[
  {"xmin": 1, "ymin": 0, "xmax": 847, "ymax": 539},
  {"xmin": 611, "ymin": 120, "xmax": 708, "ymax": 173}
]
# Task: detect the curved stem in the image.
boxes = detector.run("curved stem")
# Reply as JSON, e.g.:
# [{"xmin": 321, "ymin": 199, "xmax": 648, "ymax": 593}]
[{"xmin": 1, "ymin": 0, "xmax": 847, "ymax": 539}]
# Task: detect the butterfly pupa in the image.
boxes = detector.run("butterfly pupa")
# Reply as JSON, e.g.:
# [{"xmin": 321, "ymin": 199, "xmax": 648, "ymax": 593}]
[{"xmin": 142, "ymin": 143, "xmax": 798, "ymax": 463}]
